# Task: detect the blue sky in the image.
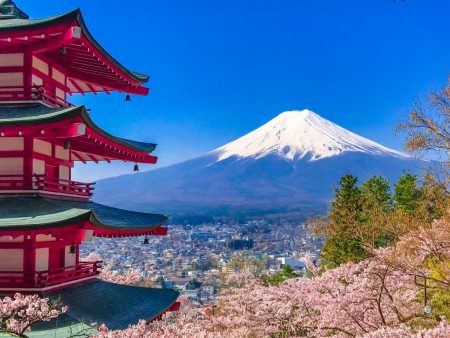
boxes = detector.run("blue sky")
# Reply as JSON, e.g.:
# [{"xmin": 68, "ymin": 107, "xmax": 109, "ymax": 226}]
[{"xmin": 24, "ymin": 1, "xmax": 450, "ymax": 181}]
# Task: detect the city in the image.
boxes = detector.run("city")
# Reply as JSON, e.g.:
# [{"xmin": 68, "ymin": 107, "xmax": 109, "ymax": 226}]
[{"xmin": 80, "ymin": 219, "xmax": 324, "ymax": 302}]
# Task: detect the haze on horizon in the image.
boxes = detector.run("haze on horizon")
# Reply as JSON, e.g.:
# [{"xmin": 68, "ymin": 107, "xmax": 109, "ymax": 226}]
[{"xmin": 24, "ymin": 0, "xmax": 450, "ymax": 181}]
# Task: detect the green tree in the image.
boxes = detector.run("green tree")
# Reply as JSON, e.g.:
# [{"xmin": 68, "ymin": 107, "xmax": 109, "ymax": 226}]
[
  {"xmin": 361, "ymin": 176, "xmax": 391, "ymax": 212},
  {"xmin": 360, "ymin": 176, "xmax": 394, "ymax": 248},
  {"xmin": 263, "ymin": 264, "xmax": 299, "ymax": 286},
  {"xmin": 394, "ymin": 172, "xmax": 421, "ymax": 213},
  {"xmin": 320, "ymin": 174, "xmax": 367, "ymax": 268}
]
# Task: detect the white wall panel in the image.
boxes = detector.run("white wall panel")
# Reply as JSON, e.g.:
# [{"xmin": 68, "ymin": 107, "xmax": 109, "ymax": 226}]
[
  {"xmin": 0, "ymin": 137, "xmax": 24, "ymax": 151},
  {"xmin": 0, "ymin": 249, "xmax": 23, "ymax": 271}
]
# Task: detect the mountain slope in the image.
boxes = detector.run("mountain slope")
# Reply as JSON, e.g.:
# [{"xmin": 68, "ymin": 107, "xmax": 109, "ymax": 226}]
[
  {"xmin": 94, "ymin": 110, "xmax": 422, "ymax": 220},
  {"xmin": 213, "ymin": 110, "xmax": 407, "ymax": 162}
]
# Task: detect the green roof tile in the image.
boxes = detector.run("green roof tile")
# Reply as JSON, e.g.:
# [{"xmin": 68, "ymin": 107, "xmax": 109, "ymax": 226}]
[
  {"xmin": 30, "ymin": 280, "xmax": 179, "ymax": 332},
  {"xmin": 0, "ymin": 196, "xmax": 168, "ymax": 230},
  {"xmin": 0, "ymin": 9, "xmax": 149, "ymax": 84},
  {"xmin": 0, "ymin": 104, "xmax": 157, "ymax": 153}
]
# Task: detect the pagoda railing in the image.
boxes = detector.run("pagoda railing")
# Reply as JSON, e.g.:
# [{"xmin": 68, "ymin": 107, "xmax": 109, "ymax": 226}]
[
  {"xmin": 0, "ymin": 85, "xmax": 73, "ymax": 108},
  {"xmin": 0, "ymin": 174, "xmax": 95, "ymax": 198},
  {"xmin": 0, "ymin": 261, "xmax": 102, "ymax": 289}
]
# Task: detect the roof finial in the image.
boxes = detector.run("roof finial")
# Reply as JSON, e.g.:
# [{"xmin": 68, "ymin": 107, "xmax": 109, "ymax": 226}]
[{"xmin": 0, "ymin": 0, "xmax": 29, "ymax": 20}]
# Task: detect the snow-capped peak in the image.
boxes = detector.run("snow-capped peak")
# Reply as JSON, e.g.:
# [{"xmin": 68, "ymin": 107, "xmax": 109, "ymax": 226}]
[{"xmin": 211, "ymin": 109, "xmax": 408, "ymax": 162}]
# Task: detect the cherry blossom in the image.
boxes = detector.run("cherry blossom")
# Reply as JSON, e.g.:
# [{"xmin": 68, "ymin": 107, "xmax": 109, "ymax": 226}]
[
  {"xmin": 81, "ymin": 253, "xmax": 142, "ymax": 285},
  {"xmin": 90, "ymin": 217, "xmax": 449, "ymax": 337},
  {"xmin": 0, "ymin": 293, "xmax": 67, "ymax": 336}
]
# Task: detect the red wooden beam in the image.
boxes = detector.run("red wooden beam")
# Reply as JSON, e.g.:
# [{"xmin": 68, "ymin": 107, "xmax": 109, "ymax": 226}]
[
  {"xmin": 70, "ymin": 141, "xmax": 157, "ymax": 164},
  {"xmin": 86, "ymin": 82, "xmax": 97, "ymax": 95},
  {"xmin": 32, "ymin": 26, "xmax": 82, "ymax": 54},
  {"xmin": 92, "ymin": 226, "xmax": 168, "ymax": 238},
  {"xmin": 51, "ymin": 56, "xmax": 113, "ymax": 73},
  {"xmin": 70, "ymin": 151, "xmax": 86, "ymax": 164},
  {"xmin": 0, "ymin": 66, "xmax": 24, "ymax": 72},
  {"xmin": 68, "ymin": 78, "xmax": 85, "ymax": 95},
  {"xmin": 68, "ymin": 69, "xmax": 148, "ymax": 95},
  {"xmin": 31, "ymin": 68, "xmax": 71, "ymax": 92},
  {"xmin": 79, "ymin": 36, "xmax": 142, "ymax": 86},
  {"xmin": 86, "ymin": 154, "xmax": 99, "ymax": 163},
  {"xmin": 33, "ymin": 151, "xmax": 74, "ymax": 167}
]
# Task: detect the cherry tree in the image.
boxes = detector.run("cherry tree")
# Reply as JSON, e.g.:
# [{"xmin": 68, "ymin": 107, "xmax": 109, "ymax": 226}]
[
  {"xmin": 89, "ymin": 218, "xmax": 449, "ymax": 337},
  {"xmin": 81, "ymin": 253, "xmax": 142, "ymax": 285},
  {"xmin": 0, "ymin": 293, "xmax": 67, "ymax": 337},
  {"xmin": 92, "ymin": 297, "xmax": 217, "ymax": 338},
  {"xmin": 362, "ymin": 319, "xmax": 450, "ymax": 338}
]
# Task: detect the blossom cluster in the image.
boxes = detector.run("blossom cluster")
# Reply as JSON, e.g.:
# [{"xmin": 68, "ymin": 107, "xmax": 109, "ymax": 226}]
[
  {"xmin": 0, "ymin": 293, "xmax": 67, "ymax": 335},
  {"xmin": 93, "ymin": 217, "xmax": 450, "ymax": 337},
  {"xmin": 82, "ymin": 252, "xmax": 142, "ymax": 285}
]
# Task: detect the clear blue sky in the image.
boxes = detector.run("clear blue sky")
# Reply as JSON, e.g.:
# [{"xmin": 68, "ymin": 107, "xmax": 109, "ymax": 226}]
[{"xmin": 22, "ymin": 0, "xmax": 450, "ymax": 181}]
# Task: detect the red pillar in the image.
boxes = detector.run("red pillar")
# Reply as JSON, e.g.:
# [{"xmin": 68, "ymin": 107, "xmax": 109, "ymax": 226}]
[
  {"xmin": 23, "ymin": 136, "xmax": 33, "ymax": 188},
  {"xmin": 23, "ymin": 49, "xmax": 32, "ymax": 99},
  {"xmin": 23, "ymin": 234, "xmax": 36, "ymax": 286}
]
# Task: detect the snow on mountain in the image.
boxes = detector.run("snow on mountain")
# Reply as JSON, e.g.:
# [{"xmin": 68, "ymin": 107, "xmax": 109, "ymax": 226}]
[
  {"xmin": 95, "ymin": 109, "xmax": 420, "ymax": 221},
  {"xmin": 211, "ymin": 109, "xmax": 408, "ymax": 162}
]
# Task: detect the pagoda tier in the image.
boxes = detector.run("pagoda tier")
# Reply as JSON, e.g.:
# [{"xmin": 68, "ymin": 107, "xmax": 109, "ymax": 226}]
[
  {"xmin": 0, "ymin": 8, "xmax": 149, "ymax": 108},
  {"xmin": 0, "ymin": 103, "xmax": 157, "ymax": 200},
  {"xmin": 0, "ymin": 196, "xmax": 168, "ymax": 293},
  {"xmin": 33, "ymin": 280, "xmax": 179, "ymax": 332},
  {"xmin": 0, "ymin": 1, "xmax": 180, "ymax": 332}
]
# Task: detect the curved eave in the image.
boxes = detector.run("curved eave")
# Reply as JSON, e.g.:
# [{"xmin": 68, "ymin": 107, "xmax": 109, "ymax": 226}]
[
  {"xmin": 34, "ymin": 280, "xmax": 179, "ymax": 332},
  {"xmin": 0, "ymin": 105, "xmax": 157, "ymax": 154},
  {"xmin": 0, "ymin": 9, "xmax": 149, "ymax": 85},
  {"xmin": 73, "ymin": 9, "xmax": 149, "ymax": 85},
  {"xmin": 87, "ymin": 221, "xmax": 168, "ymax": 238},
  {"xmin": 0, "ymin": 197, "xmax": 168, "ymax": 236},
  {"xmin": 77, "ymin": 106, "xmax": 157, "ymax": 154}
]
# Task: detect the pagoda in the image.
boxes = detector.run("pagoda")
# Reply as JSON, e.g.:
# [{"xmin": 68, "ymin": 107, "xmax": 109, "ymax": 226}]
[{"xmin": 0, "ymin": 0, "xmax": 178, "ymax": 333}]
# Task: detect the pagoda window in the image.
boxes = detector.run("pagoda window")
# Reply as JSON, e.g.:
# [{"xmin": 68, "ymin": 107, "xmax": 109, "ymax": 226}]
[
  {"xmin": 59, "ymin": 165, "xmax": 70, "ymax": 180},
  {"xmin": 52, "ymin": 68, "xmax": 65, "ymax": 85},
  {"xmin": 36, "ymin": 234, "xmax": 57, "ymax": 242},
  {"xmin": 33, "ymin": 158, "xmax": 45, "ymax": 175},
  {"xmin": 0, "ymin": 137, "xmax": 24, "ymax": 151},
  {"xmin": 55, "ymin": 146, "xmax": 70, "ymax": 160},
  {"xmin": 32, "ymin": 74, "xmax": 43, "ymax": 86},
  {"xmin": 35, "ymin": 247, "xmax": 49, "ymax": 272},
  {"xmin": 0, "ymin": 72, "xmax": 22, "ymax": 87},
  {"xmin": 0, "ymin": 235, "xmax": 24, "ymax": 243},
  {"xmin": 64, "ymin": 245, "xmax": 77, "ymax": 268},
  {"xmin": 32, "ymin": 56, "xmax": 49, "ymax": 75},
  {"xmin": 0, "ymin": 53, "xmax": 24, "ymax": 67},
  {"xmin": 0, "ymin": 249, "xmax": 23, "ymax": 272},
  {"xmin": 0, "ymin": 157, "xmax": 23, "ymax": 175},
  {"xmin": 55, "ymin": 87, "xmax": 65, "ymax": 101},
  {"xmin": 33, "ymin": 139, "xmax": 52, "ymax": 156}
]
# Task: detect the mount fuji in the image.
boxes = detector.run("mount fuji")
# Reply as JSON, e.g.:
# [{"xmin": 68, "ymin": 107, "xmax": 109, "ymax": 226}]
[{"xmin": 94, "ymin": 110, "xmax": 421, "ymax": 220}]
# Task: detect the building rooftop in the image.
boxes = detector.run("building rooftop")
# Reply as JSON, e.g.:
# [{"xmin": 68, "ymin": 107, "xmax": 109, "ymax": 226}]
[
  {"xmin": 30, "ymin": 280, "xmax": 179, "ymax": 333},
  {"xmin": 0, "ymin": 6, "xmax": 149, "ymax": 94},
  {"xmin": 0, "ymin": 196, "xmax": 168, "ymax": 236},
  {"xmin": 0, "ymin": 104, "xmax": 157, "ymax": 155}
]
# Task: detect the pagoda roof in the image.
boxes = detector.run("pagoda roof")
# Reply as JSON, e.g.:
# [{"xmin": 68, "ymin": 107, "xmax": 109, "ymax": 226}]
[
  {"xmin": 0, "ymin": 196, "xmax": 168, "ymax": 236},
  {"xmin": 0, "ymin": 8, "xmax": 149, "ymax": 94},
  {"xmin": 30, "ymin": 280, "xmax": 179, "ymax": 332},
  {"xmin": 0, "ymin": 104, "xmax": 158, "ymax": 163}
]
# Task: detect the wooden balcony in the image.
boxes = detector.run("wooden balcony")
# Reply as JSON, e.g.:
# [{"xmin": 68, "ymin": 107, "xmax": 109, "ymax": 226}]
[
  {"xmin": 0, "ymin": 261, "xmax": 102, "ymax": 290},
  {"xmin": 0, "ymin": 174, "xmax": 95, "ymax": 199},
  {"xmin": 0, "ymin": 85, "xmax": 73, "ymax": 108}
]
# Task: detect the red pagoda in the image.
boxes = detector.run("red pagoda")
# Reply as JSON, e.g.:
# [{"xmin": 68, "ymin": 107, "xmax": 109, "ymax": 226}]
[{"xmin": 0, "ymin": 0, "xmax": 178, "ymax": 334}]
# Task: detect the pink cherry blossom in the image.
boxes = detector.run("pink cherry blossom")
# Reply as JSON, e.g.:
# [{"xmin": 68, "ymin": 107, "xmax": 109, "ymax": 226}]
[{"xmin": 0, "ymin": 293, "xmax": 67, "ymax": 335}]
